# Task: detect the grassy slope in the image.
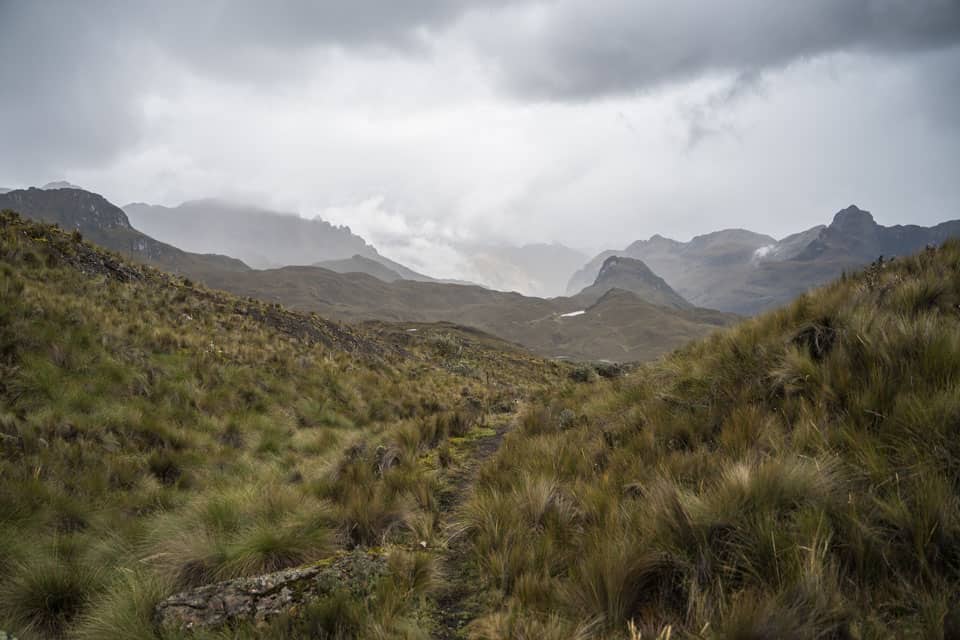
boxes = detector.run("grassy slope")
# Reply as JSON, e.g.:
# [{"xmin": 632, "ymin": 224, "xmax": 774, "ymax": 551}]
[
  {"xmin": 0, "ymin": 210, "xmax": 568, "ymax": 639},
  {"xmin": 200, "ymin": 266, "xmax": 735, "ymax": 362},
  {"xmin": 456, "ymin": 244, "xmax": 960, "ymax": 638},
  {"xmin": 4, "ymin": 206, "xmax": 960, "ymax": 638}
]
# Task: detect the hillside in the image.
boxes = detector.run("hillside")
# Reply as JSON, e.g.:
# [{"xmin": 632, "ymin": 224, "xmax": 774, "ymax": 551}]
[
  {"xmin": 199, "ymin": 265, "xmax": 734, "ymax": 362},
  {"xmin": 124, "ymin": 199, "xmax": 435, "ymax": 282},
  {"xmin": 0, "ymin": 188, "xmax": 249, "ymax": 278},
  {"xmin": 3, "ymin": 208, "xmax": 959, "ymax": 639},
  {"xmin": 314, "ymin": 254, "xmax": 406, "ymax": 282},
  {"xmin": 569, "ymin": 206, "xmax": 960, "ymax": 314},
  {"xmin": 0, "ymin": 209, "xmax": 569, "ymax": 639},
  {"xmin": 458, "ymin": 242, "xmax": 960, "ymax": 637},
  {"xmin": 11, "ymin": 188, "xmax": 731, "ymax": 362},
  {"xmin": 314, "ymin": 253, "xmax": 441, "ymax": 284}
]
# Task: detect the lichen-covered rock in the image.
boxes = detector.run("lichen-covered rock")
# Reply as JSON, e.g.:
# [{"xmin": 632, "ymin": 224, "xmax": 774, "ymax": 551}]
[{"xmin": 154, "ymin": 550, "xmax": 387, "ymax": 632}]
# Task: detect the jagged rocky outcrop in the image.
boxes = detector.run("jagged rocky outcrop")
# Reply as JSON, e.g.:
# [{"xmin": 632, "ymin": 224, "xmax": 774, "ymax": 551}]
[{"xmin": 154, "ymin": 551, "xmax": 387, "ymax": 632}]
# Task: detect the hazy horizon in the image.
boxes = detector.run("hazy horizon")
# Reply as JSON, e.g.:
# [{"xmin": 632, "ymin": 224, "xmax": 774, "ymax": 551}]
[{"xmin": 3, "ymin": 1, "xmax": 960, "ymax": 278}]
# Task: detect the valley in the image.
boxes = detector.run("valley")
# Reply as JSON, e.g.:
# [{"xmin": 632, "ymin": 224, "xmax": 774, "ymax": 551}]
[
  {"xmin": 2, "ymin": 205, "xmax": 960, "ymax": 638},
  {"xmin": 4, "ymin": 4, "xmax": 960, "ymax": 638}
]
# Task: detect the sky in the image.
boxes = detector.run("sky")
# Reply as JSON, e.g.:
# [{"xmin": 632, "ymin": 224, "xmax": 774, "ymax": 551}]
[{"xmin": 2, "ymin": 0, "xmax": 959, "ymax": 277}]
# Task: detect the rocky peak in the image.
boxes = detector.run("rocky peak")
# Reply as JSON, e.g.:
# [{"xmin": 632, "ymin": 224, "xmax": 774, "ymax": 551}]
[
  {"xmin": 596, "ymin": 255, "xmax": 658, "ymax": 283},
  {"xmin": 581, "ymin": 255, "xmax": 692, "ymax": 309},
  {"xmin": 829, "ymin": 205, "xmax": 877, "ymax": 233}
]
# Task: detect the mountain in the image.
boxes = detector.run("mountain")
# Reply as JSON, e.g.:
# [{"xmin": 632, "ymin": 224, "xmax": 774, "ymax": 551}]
[
  {"xmin": 567, "ymin": 229, "xmax": 774, "ymax": 300},
  {"xmin": 0, "ymin": 187, "xmax": 10, "ymax": 194},
  {"xmin": 123, "ymin": 199, "xmax": 432, "ymax": 281},
  {"xmin": 5, "ymin": 187, "xmax": 731, "ymax": 362},
  {"xmin": 575, "ymin": 255, "xmax": 692, "ymax": 308},
  {"xmin": 0, "ymin": 188, "xmax": 249, "ymax": 277},
  {"xmin": 462, "ymin": 243, "xmax": 590, "ymax": 297},
  {"xmin": 199, "ymin": 263, "xmax": 735, "ymax": 362},
  {"xmin": 569, "ymin": 206, "xmax": 960, "ymax": 315}
]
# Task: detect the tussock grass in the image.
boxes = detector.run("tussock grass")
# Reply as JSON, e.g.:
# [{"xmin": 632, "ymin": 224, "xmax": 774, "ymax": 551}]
[
  {"xmin": 0, "ymin": 211, "xmax": 565, "ymax": 638},
  {"xmin": 456, "ymin": 244, "xmax": 960, "ymax": 636}
]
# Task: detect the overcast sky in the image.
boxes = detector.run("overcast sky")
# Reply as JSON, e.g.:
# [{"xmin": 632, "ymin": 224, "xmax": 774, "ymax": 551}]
[{"xmin": 2, "ymin": 1, "xmax": 959, "ymax": 276}]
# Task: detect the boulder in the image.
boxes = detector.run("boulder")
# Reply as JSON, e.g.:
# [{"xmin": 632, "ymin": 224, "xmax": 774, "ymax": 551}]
[{"xmin": 154, "ymin": 550, "xmax": 386, "ymax": 632}]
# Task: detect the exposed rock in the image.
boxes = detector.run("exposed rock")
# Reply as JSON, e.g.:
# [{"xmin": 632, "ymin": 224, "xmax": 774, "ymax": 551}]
[{"xmin": 154, "ymin": 550, "xmax": 387, "ymax": 633}]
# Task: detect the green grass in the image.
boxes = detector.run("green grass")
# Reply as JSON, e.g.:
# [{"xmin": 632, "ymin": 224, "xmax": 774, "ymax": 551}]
[
  {"xmin": 4, "ymin": 209, "xmax": 960, "ymax": 638},
  {"xmin": 0, "ymin": 210, "xmax": 566, "ymax": 638},
  {"xmin": 457, "ymin": 249, "xmax": 960, "ymax": 637}
]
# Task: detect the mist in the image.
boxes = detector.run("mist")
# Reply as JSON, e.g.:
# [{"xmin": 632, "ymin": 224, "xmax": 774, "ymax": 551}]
[{"xmin": 2, "ymin": 0, "xmax": 959, "ymax": 286}]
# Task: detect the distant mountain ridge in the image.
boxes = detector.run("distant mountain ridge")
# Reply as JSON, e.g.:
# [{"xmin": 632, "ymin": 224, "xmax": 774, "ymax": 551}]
[
  {"xmin": 4, "ymin": 186, "xmax": 734, "ymax": 361},
  {"xmin": 569, "ymin": 206, "xmax": 960, "ymax": 314},
  {"xmin": 124, "ymin": 199, "xmax": 379, "ymax": 269}
]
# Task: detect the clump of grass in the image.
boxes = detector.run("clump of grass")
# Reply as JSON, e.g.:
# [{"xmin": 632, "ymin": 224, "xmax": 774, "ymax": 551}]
[
  {"xmin": 73, "ymin": 569, "xmax": 172, "ymax": 640},
  {"xmin": 0, "ymin": 556, "xmax": 101, "ymax": 639}
]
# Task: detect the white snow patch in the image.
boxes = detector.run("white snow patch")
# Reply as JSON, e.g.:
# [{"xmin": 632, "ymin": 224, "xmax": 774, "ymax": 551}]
[{"xmin": 560, "ymin": 310, "xmax": 586, "ymax": 318}]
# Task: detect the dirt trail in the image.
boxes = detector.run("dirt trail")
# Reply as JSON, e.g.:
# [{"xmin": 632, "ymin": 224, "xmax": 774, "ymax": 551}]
[{"xmin": 431, "ymin": 415, "xmax": 512, "ymax": 639}]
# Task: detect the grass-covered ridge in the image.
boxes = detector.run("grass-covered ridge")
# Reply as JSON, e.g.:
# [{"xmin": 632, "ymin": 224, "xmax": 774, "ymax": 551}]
[
  {"xmin": 0, "ymin": 210, "xmax": 567, "ymax": 639},
  {"xmin": 456, "ymin": 244, "xmax": 960, "ymax": 638}
]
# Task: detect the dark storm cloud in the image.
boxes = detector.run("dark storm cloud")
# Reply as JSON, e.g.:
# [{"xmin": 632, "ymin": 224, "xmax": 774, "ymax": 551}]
[
  {"xmin": 0, "ymin": 2, "xmax": 147, "ymax": 181},
  {"xmin": 0, "ymin": 0, "xmax": 525, "ymax": 181},
  {"xmin": 2, "ymin": 0, "xmax": 959, "ymax": 195},
  {"xmin": 482, "ymin": 0, "xmax": 960, "ymax": 98}
]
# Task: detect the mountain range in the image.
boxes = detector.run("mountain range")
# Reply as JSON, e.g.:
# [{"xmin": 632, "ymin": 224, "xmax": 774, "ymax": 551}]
[
  {"xmin": 1, "ymin": 187, "xmax": 733, "ymax": 362},
  {"xmin": 125, "ymin": 199, "xmax": 391, "ymax": 271},
  {"xmin": 123, "ymin": 200, "xmax": 585, "ymax": 295},
  {"xmin": 569, "ymin": 205, "xmax": 960, "ymax": 314}
]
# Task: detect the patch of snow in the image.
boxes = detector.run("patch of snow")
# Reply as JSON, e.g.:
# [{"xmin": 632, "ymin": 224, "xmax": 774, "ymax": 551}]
[
  {"xmin": 406, "ymin": 328, "xmax": 418, "ymax": 332},
  {"xmin": 560, "ymin": 310, "xmax": 585, "ymax": 318}
]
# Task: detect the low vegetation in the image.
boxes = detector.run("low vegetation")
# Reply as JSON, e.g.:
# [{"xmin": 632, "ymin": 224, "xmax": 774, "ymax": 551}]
[
  {"xmin": 0, "ymin": 210, "xmax": 564, "ymax": 639},
  {"xmin": 457, "ymin": 247, "xmax": 960, "ymax": 637},
  {"xmin": 2, "ymin": 208, "xmax": 959, "ymax": 638}
]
